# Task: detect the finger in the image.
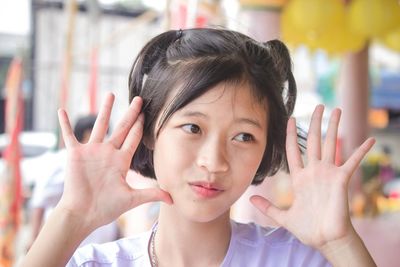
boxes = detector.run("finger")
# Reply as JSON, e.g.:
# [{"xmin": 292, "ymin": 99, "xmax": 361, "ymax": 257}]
[
  {"xmin": 121, "ymin": 113, "xmax": 144, "ymax": 156},
  {"xmin": 131, "ymin": 187, "xmax": 173, "ymax": 207},
  {"xmin": 57, "ymin": 109, "xmax": 79, "ymax": 148},
  {"xmin": 342, "ymin": 138, "xmax": 375, "ymax": 176},
  {"xmin": 109, "ymin": 96, "xmax": 143, "ymax": 149},
  {"xmin": 322, "ymin": 108, "xmax": 341, "ymax": 163},
  {"xmin": 89, "ymin": 93, "xmax": 115, "ymax": 143},
  {"xmin": 286, "ymin": 117, "xmax": 304, "ymax": 172},
  {"xmin": 250, "ymin": 195, "xmax": 285, "ymax": 226},
  {"xmin": 307, "ymin": 105, "xmax": 324, "ymax": 160}
]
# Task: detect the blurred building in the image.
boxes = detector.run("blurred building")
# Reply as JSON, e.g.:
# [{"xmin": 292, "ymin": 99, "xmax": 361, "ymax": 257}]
[{"xmin": 31, "ymin": 0, "xmax": 160, "ymax": 132}]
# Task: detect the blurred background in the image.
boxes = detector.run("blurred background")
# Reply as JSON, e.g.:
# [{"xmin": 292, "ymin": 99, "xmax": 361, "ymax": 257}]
[{"xmin": 0, "ymin": 0, "xmax": 399, "ymax": 266}]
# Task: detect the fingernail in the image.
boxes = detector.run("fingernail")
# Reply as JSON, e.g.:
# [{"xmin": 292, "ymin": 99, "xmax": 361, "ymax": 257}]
[{"xmin": 132, "ymin": 96, "xmax": 142, "ymax": 103}]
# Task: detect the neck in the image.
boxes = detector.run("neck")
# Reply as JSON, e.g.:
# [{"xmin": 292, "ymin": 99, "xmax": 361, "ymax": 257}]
[{"xmin": 154, "ymin": 203, "xmax": 232, "ymax": 267}]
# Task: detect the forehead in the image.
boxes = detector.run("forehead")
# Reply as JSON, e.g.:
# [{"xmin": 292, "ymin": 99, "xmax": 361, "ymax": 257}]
[{"xmin": 177, "ymin": 82, "xmax": 268, "ymax": 120}]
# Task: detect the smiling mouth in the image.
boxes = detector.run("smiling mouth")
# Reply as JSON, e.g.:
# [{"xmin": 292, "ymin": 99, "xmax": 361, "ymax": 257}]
[{"xmin": 189, "ymin": 182, "xmax": 224, "ymax": 198}]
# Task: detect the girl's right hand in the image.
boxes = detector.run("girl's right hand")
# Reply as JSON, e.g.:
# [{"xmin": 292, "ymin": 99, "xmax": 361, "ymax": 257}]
[{"xmin": 57, "ymin": 93, "xmax": 172, "ymax": 231}]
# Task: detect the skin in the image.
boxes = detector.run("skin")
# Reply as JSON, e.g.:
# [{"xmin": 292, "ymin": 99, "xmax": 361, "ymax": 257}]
[
  {"xmin": 21, "ymin": 82, "xmax": 376, "ymax": 267},
  {"xmin": 27, "ymin": 130, "xmax": 92, "ymax": 250},
  {"xmin": 251, "ymin": 106, "xmax": 376, "ymax": 265},
  {"xmin": 153, "ymin": 83, "xmax": 267, "ymax": 266},
  {"xmin": 154, "ymin": 84, "xmax": 267, "ymax": 222}
]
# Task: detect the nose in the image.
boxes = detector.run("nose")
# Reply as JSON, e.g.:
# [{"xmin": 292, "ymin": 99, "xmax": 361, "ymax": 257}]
[{"xmin": 196, "ymin": 136, "xmax": 229, "ymax": 174}]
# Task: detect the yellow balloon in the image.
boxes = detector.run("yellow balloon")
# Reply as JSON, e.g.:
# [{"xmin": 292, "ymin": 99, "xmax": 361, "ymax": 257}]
[
  {"xmin": 281, "ymin": 2, "xmax": 308, "ymax": 47},
  {"xmin": 281, "ymin": 1, "xmax": 366, "ymax": 54},
  {"xmin": 289, "ymin": 0, "xmax": 344, "ymax": 35},
  {"xmin": 323, "ymin": 27, "xmax": 366, "ymax": 54},
  {"xmin": 282, "ymin": 0, "xmax": 368, "ymax": 54},
  {"xmin": 319, "ymin": 11, "xmax": 367, "ymax": 54},
  {"xmin": 349, "ymin": 0, "xmax": 400, "ymax": 38},
  {"xmin": 380, "ymin": 27, "xmax": 400, "ymax": 51}
]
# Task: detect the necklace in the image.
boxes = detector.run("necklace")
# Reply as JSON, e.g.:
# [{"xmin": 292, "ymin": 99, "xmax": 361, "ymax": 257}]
[{"xmin": 148, "ymin": 227, "xmax": 158, "ymax": 267}]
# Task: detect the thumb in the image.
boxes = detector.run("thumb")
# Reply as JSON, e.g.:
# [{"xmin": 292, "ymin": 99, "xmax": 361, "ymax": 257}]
[
  {"xmin": 250, "ymin": 195, "xmax": 285, "ymax": 226},
  {"xmin": 130, "ymin": 187, "xmax": 173, "ymax": 207}
]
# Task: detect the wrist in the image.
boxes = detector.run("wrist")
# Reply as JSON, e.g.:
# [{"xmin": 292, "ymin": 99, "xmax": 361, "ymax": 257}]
[
  {"xmin": 319, "ymin": 226, "xmax": 357, "ymax": 257},
  {"xmin": 22, "ymin": 205, "xmax": 94, "ymax": 267},
  {"xmin": 52, "ymin": 204, "xmax": 95, "ymax": 236},
  {"xmin": 319, "ymin": 227, "xmax": 376, "ymax": 267}
]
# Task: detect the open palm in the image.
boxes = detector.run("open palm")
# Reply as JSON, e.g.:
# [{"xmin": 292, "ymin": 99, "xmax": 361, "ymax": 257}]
[
  {"xmin": 251, "ymin": 105, "xmax": 375, "ymax": 249},
  {"xmin": 57, "ymin": 93, "xmax": 172, "ymax": 231}
]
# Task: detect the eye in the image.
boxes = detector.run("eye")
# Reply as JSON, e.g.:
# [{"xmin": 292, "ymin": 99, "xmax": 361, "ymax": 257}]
[
  {"xmin": 182, "ymin": 124, "xmax": 201, "ymax": 134},
  {"xmin": 234, "ymin": 133, "xmax": 254, "ymax": 142}
]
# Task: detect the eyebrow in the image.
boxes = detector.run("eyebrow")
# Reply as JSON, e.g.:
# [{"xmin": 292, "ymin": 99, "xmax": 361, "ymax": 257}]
[
  {"xmin": 181, "ymin": 111, "xmax": 207, "ymax": 119},
  {"xmin": 180, "ymin": 111, "xmax": 263, "ymax": 130},
  {"xmin": 235, "ymin": 118, "xmax": 263, "ymax": 129}
]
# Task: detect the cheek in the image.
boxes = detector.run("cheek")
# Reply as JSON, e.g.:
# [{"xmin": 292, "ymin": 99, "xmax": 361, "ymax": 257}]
[
  {"xmin": 153, "ymin": 135, "xmax": 196, "ymax": 186},
  {"xmin": 229, "ymin": 148, "xmax": 265, "ymax": 190},
  {"xmin": 231, "ymin": 145, "xmax": 265, "ymax": 172}
]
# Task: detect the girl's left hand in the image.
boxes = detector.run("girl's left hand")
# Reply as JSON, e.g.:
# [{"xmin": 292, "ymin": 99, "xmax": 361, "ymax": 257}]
[{"xmin": 250, "ymin": 105, "xmax": 375, "ymax": 250}]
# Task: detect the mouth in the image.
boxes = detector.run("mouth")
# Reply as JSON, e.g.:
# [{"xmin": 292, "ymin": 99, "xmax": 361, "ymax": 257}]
[{"xmin": 188, "ymin": 181, "xmax": 224, "ymax": 198}]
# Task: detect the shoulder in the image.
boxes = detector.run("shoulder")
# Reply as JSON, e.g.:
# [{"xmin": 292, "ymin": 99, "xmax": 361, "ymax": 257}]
[
  {"xmin": 67, "ymin": 231, "xmax": 151, "ymax": 267},
  {"xmin": 222, "ymin": 221, "xmax": 332, "ymax": 267}
]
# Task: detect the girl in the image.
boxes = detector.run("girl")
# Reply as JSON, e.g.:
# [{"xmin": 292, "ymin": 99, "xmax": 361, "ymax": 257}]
[{"xmin": 22, "ymin": 28, "xmax": 376, "ymax": 267}]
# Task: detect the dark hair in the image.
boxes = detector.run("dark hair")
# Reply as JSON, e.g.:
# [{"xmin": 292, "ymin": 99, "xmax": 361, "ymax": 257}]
[
  {"xmin": 129, "ymin": 28, "xmax": 297, "ymax": 185},
  {"xmin": 73, "ymin": 115, "xmax": 97, "ymax": 142}
]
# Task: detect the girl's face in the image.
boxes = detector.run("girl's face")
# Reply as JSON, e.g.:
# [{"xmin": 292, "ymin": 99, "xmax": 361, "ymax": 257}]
[{"xmin": 153, "ymin": 82, "xmax": 268, "ymax": 222}]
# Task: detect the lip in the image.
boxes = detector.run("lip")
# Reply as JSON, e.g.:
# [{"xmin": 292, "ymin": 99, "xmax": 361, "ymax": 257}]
[{"xmin": 189, "ymin": 181, "xmax": 224, "ymax": 199}]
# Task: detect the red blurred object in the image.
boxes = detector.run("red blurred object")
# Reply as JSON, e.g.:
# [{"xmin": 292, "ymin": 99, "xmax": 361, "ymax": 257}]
[{"xmin": 0, "ymin": 57, "xmax": 24, "ymax": 267}]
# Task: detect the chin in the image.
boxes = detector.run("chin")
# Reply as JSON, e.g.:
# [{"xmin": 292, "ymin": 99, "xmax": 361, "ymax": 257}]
[{"xmin": 180, "ymin": 205, "xmax": 230, "ymax": 223}]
